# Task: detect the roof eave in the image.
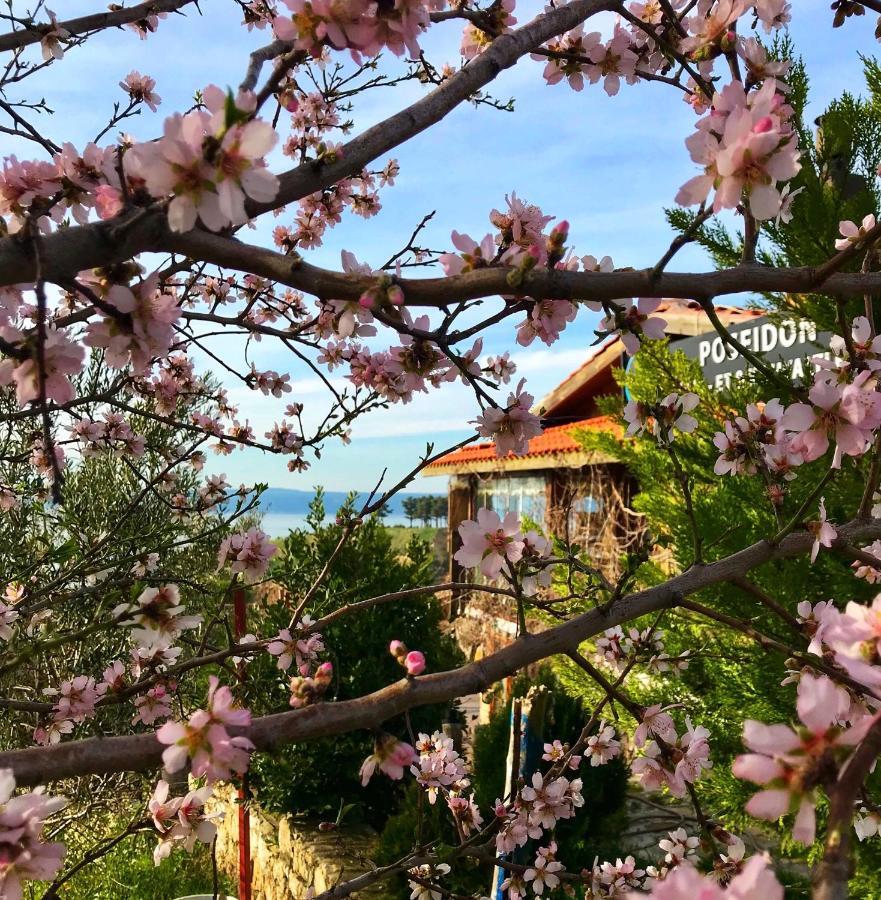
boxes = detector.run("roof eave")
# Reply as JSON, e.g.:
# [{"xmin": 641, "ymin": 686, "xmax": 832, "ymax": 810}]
[{"xmin": 422, "ymin": 447, "xmax": 616, "ymax": 476}]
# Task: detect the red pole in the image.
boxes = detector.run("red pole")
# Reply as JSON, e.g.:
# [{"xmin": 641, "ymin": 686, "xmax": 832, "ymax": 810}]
[{"xmin": 233, "ymin": 587, "xmax": 251, "ymax": 900}]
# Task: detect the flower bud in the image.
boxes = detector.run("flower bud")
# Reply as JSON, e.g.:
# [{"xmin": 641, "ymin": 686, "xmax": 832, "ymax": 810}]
[
  {"xmin": 524, "ymin": 244, "xmax": 541, "ymax": 267},
  {"xmin": 387, "ymin": 283, "xmax": 405, "ymax": 306},
  {"xmin": 404, "ymin": 650, "xmax": 426, "ymax": 676},
  {"xmin": 389, "ymin": 639, "xmax": 407, "ymax": 659},
  {"xmin": 278, "ymin": 88, "xmax": 299, "ymax": 112},
  {"xmin": 550, "ymin": 220, "xmax": 569, "ymax": 240},
  {"xmin": 315, "ymin": 661, "xmax": 333, "ymax": 683}
]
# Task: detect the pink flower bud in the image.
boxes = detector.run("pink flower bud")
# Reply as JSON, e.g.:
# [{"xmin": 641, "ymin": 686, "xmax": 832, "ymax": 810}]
[
  {"xmin": 278, "ymin": 89, "xmax": 299, "ymax": 112},
  {"xmin": 358, "ymin": 290, "xmax": 375, "ymax": 309},
  {"xmin": 752, "ymin": 115, "xmax": 774, "ymax": 134},
  {"xmin": 404, "ymin": 650, "xmax": 425, "ymax": 676},
  {"xmin": 389, "ymin": 639, "xmax": 407, "ymax": 659},
  {"xmin": 550, "ymin": 220, "xmax": 569, "ymax": 240},
  {"xmin": 316, "ymin": 661, "xmax": 333, "ymax": 681},
  {"xmin": 387, "ymin": 284, "xmax": 405, "ymax": 306},
  {"xmin": 94, "ymin": 184, "xmax": 123, "ymax": 220}
]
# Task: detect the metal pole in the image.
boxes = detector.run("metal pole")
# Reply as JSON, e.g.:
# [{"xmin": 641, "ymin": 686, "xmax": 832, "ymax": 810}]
[{"xmin": 233, "ymin": 587, "xmax": 251, "ymax": 900}]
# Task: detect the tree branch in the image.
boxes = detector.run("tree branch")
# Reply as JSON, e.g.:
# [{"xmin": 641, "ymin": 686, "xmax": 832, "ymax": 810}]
[
  {"xmin": 4, "ymin": 517, "xmax": 881, "ymax": 786},
  {"xmin": 0, "ymin": 0, "xmax": 198, "ymax": 53}
]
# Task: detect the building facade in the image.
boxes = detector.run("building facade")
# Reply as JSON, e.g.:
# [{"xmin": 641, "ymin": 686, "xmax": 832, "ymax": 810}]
[{"xmin": 424, "ymin": 300, "xmax": 765, "ymax": 592}]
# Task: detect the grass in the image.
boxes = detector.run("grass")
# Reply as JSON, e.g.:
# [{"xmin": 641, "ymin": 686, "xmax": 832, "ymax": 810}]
[
  {"xmin": 47, "ymin": 834, "xmax": 234, "ymax": 900},
  {"xmin": 385, "ymin": 523, "xmax": 440, "ymax": 552}
]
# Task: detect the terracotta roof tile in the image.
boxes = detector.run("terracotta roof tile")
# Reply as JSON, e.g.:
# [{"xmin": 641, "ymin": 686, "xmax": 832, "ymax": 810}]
[{"xmin": 424, "ymin": 415, "xmax": 620, "ymax": 471}]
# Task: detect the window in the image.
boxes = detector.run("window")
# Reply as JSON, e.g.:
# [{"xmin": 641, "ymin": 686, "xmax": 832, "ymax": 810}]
[{"xmin": 476, "ymin": 474, "xmax": 547, "ymax": 526}]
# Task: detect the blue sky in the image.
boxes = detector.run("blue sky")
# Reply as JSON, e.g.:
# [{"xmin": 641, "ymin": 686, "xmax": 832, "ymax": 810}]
[{"xmin": 8, "ymin": 1, "xmax": 880, "ymax": 493}]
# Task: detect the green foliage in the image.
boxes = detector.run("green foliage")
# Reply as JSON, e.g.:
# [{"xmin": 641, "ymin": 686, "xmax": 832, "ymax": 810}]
[
  {"xmin": 375, "ymin": 780, "xmax": 485, "ymax": 898},
  {"xmin": 572, "ymin": 336, "xmax": 879, "ymax": 888},
  {"xmin": 667, "ymin": 51, "xmax": 881, "ymax": 326},
  {"xmin": 249, "ymin": 489, "xmax": 463, "ymax": 824},
  {"xmin": 47, "ymin": 832, "xmax": 233, "ymax": 900},
  {"xmin": 375, "ymin": 667, "xmax": 628, "ymax": 898},
  {"xmin": 401, "ymin": 494, "xmax": 448, "ymax": 526}
]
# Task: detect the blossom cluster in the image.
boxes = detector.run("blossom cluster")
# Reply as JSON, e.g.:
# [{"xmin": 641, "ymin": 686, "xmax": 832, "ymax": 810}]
[
  {"xmin": 273, "ymin": 0, "xmax": 435, "ymax": 61},
  {"xmin": 0, "ymin": 770, "xmax": 67, "ymax": 899},
  {"xmin": 266, "ymin": 615, "xmax": 337, "ymax": 707},
  {"xmin": 148, "ymin": 780, "xmax": 220, "ymax": 865},
  {"xmin": 216, "ymin": 527, "xmax": 278, "ymax": 583},
  {"xmin": 530, "ymin": 0, "xmax": 799, "ymax": 219},
  {"xmin": 593, "ymin": 626, "xmax": 690, "ymax": 675},
  {"xmin": 632, "ymin": 707, "xmax": 713, "ymax": 799},
  {"xmin": 495, "ymin": 768, "xmax": 584, "ymax": 855},
  {"xmin": 157, "ymin": 676, "xmax": 254, "ymax": 783},
  {"xmin": 677, "ymin": 78, "xmax": 800, "ymax": 221},
  {"xmin": 712, "ymin": 319, "xmax": 881, "ymax": 516},
  {"xmin": 32, "ymin": 579, "xmax": 203, "ymax": 743}
]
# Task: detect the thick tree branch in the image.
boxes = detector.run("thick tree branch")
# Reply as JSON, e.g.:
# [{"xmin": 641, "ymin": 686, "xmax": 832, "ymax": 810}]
[
  {"xmin": 0, "ymin": 0, "xmax": 198, "ymax": 52},
  {"xmin": 246, "ymin": 0, "xmax": 623, "ymax": 215},
  {"xmin": 4, "ymin": 517, "xmax": 881, "ymax": 786},
  {"xmin": 813, "ymin": 715, "xmax": 881, "ymax": 900}
]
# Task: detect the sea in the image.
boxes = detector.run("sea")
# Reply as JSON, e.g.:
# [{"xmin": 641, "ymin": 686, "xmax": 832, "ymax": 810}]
[{"xmin": 261, "ymin": 512, "xmax": 414, "ymax": 537}]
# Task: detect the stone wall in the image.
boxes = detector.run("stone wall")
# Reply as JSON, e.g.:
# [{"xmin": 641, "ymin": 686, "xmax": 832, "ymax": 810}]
[{"xmin": 212, "ymin": 787, "xmax": 386, "ymax": 899}]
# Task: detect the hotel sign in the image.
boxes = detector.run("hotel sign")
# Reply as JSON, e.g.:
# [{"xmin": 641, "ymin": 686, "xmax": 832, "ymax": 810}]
[{"xmin": 675, "ymin": 316, "xmax": 831, "ymax": 389}]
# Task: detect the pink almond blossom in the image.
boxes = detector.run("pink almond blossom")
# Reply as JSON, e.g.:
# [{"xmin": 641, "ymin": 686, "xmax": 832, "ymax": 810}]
[
  {"xmin": 597, "ymin": 297, "xmax": 668, "ymax": 355},
  {"xmin": 808, "ymin": 498, "xmax": 837, "ymax": 564},
  {"xmin": 781, "ymin": 370, "xmax": 881, "ymax": 467},
  {"xmin": 473, "ymin": 379, "xmax": 542, "ymax": 457},
  {"xmin": 360, "ymin": 734, "xmax": 417, "ymax": 785},
  {"xmin": 156, "ymin": 676, "xmax": 254, "ymax": 783},
  {"xmin": 733, "ymin": 673, "xmax": 871, "ymax": 844},
  {"xmin": 640, "ymin": 854, "xmax": 782, "ymax": 899},
  {"xmin": 454, "ymin": 508, "xmax": 525, "ymax": 579},
  {"xmin": 835, "ymin": 214, "xmax": 877, "ymax": 251},
  {"xmin": 0, "ymin": 328, "xmax": 84, "ymax": 407},
  {"xmin": 216, "ymin": 527, "xmax": 278, "ymax": 583},
  {"xmin": 0, "ymin": 769, "xmax": 67, "ymax": 898}
]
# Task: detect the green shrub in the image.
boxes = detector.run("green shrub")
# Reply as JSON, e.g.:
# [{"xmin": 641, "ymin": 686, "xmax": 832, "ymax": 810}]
[
  {"xmin": 249, "ymin": 490, "xmax": 463, "ymax": 825},
  {"xmin": 375, "ymin": 667, "xmax": 629, "ymax": 898}
]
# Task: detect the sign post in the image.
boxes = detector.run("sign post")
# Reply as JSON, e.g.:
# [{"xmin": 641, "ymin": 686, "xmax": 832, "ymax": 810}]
[{"xmin": 673, "ymin": 315, "xmax": 831, "ymax": 388}]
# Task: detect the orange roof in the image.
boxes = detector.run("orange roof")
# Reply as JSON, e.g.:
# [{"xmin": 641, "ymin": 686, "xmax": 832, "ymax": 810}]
[
  {"xmin": 426, "ymin": 300, "xmax": 763, "ymax": 475},
  {"xmin": 424, "ymin": 415, "xmax": 620, "ymax": 474}
]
